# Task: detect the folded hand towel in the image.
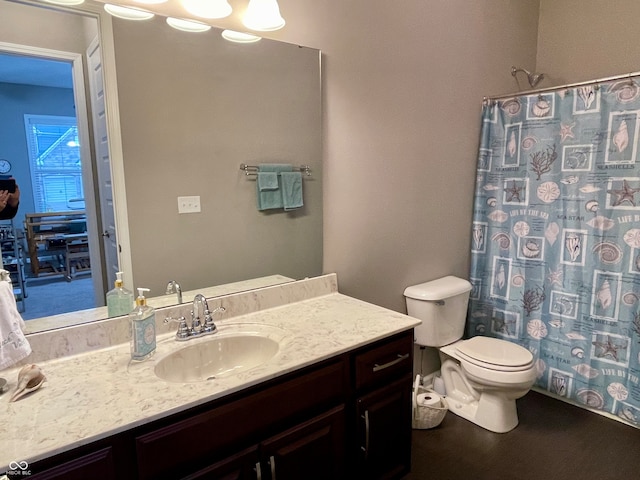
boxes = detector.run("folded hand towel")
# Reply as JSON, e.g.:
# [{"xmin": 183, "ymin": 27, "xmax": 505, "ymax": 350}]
[
  {"xmin": 256, "ymin": 164, "xmax": 294, "ymax": 211},
  {"xmin": 257, "ymin": 172, "xmax": 278, "ymax": 191},
  {"xmin": 280, "ymin": 171, "xmax": 303, "ymax": 210},
  {"xmin": 0, "ymin": 270, "xmax": 31, "ymax": 371}
]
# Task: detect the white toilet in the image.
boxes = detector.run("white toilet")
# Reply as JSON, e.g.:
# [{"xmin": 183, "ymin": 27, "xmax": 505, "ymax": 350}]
[{"xmin": 404, "ymin": 276, "xmax": 536, "ymax": 433}]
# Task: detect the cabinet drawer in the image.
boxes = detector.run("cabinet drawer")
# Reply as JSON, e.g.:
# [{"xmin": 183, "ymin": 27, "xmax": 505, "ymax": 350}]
[{"xmin": 354, "ymin": 331, "xmax": 413, "ymax": 390}]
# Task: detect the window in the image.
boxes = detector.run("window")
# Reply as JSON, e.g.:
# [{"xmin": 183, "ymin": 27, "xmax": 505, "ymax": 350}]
[{"xmin": 24, "ymin": 115, "xmax": 85, "ymax": 212}]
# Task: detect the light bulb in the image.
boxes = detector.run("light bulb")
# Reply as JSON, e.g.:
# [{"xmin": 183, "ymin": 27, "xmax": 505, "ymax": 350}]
[
  {"xmin": 103, "ymin": 4, "xmax": 155, "ymax": 21},
  {"xmin": 167, "ymin": 17, "xmax": 212, "ymax": 33},
  {"xmin": 221, "ymin": 30, "xmax": 262, "ymax": 44},
  {"xmin": 243, "ymin": 0, "xmax": 285, "ymax": 31}
]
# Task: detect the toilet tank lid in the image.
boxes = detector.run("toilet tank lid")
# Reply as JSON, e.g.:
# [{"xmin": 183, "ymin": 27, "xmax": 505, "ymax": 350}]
[{"xmin": 403, "ymin": 276, "xmax": 472, "ymax": 301}]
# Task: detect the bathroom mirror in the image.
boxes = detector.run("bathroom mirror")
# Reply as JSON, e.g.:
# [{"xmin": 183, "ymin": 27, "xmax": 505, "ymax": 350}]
[{"xmin": 0, "ymin": 0, "xmax": 322, "ymax": 333}]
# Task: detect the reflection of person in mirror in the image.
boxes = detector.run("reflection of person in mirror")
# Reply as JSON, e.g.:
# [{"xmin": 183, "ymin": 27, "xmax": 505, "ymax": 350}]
[{"xmin": 0, "ymin": 180, "xmax": 20, "ymax": 220}]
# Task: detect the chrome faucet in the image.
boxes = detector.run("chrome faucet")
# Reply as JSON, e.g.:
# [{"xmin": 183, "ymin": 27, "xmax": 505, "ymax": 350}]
[
  {"xmin": 165, "ymin": 280, "xmax": 182, "ymax": 304},
  {"xmin": 191, "ymin": 294, "xmax": 207, "ymax": 333},
  {"xmin": 164, "ymin": 294, "xmax": 226, "ymax": 341}
]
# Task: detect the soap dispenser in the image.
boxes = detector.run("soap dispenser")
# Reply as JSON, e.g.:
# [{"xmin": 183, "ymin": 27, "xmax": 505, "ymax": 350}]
[
  {"xmin": 106, "ymin": 271, "xmax": 134, "ymax": 317},
  {"xmin": 129, "ymin": 287, "xmax": 156, "ymax": 362}
]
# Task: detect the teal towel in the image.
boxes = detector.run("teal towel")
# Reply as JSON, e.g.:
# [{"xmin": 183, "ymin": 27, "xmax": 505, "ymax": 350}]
[
  {"xmin": 257, "ymin": 172, "xmax": 278, "ymax": 191},
  {"xmin": 256, "ymin": 164, "xmax": 293, "ymax": 211},
  {"xmin": 258, "ymin": 164, "xmax": 293, "ymax": 173},
  {"xmin": 281, "ymin": 171, "xmax": 303, "ymax": 210}
]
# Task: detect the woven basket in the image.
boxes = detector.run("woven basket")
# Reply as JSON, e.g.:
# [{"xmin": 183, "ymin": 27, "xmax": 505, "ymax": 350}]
[{"xmin": 412, "ymin": 375, "xmax": 448, "ymax": 429}]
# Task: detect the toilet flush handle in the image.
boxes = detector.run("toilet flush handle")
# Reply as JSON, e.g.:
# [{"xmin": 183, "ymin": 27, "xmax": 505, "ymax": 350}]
[{"xmin": 426, "ymin": 299, "xmax": 445, "ymax": 306}]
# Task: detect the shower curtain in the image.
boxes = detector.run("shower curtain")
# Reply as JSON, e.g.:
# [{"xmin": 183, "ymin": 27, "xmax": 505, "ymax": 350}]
[{"xmin": 468, "ymin": 78, "xmax": 640, "ymax": 427}]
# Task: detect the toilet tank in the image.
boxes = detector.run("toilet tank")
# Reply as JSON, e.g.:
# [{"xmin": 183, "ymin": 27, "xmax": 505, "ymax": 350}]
[{"xmin": 404, "ymin": 276, "xmax": 472, "ymax": 347}]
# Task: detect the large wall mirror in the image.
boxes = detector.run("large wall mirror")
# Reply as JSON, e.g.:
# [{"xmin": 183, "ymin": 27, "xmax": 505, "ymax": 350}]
[{"xmin": 0, "ymin": 0, "xmax": 322, "ymax": 333}]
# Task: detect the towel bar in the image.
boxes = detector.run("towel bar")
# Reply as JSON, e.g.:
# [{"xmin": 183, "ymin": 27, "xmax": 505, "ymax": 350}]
[{"xmin": 240, "ymin": 163, "xmax": 311, "ymax": 176}]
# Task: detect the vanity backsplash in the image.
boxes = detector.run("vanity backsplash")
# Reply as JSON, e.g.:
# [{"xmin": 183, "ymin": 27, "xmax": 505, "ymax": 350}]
[{"xmin": 21, "ymin": 274, "xmax": 338, "ymax": 365}]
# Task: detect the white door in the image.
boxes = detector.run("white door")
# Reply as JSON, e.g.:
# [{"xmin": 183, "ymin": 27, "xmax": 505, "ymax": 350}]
[{"xmin": 87, "ymin": 38, "xmax": 119, "ymax": 289}]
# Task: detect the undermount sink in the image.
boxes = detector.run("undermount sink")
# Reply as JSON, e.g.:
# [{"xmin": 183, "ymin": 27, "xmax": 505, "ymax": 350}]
[{"xmin": 154, "ymin": 324, "xmax": 287, "ymax": 383}]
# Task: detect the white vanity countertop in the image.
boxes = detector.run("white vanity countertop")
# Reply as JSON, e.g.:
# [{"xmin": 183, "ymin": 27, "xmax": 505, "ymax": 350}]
[{"xmin": 0, "ymin": 292, "xmax": 419, "ymax": 470}]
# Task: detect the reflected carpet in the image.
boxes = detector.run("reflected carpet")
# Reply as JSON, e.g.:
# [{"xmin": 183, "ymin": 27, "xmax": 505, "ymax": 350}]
[{"xmin": 21, "ymin": 275, "xmax": 96, "ymax": 320}]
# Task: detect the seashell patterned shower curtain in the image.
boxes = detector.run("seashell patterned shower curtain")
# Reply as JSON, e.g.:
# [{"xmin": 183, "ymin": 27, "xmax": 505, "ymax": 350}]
[{"xmin": 467, "ymin": 78, "xmax": 640, "ymax": 427}]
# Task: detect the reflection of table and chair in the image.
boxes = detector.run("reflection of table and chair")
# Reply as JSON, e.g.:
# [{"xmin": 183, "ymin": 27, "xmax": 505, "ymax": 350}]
[{"xmin": 24, "ymin": 211, "xmax": 91, "ymax": 281}]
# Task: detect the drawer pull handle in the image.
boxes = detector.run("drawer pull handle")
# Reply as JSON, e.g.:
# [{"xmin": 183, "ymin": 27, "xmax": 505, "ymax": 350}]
[
  {"xmin": 361, "ymin": 410, "xmax": 370, "ymax": 460},
  {"xmin": 269, "ymin": 455, "xmax": 277, "ymax": 480},
  {"xmin": 373, "ymin": 353, "xmax": 410, "ymax": 372}
]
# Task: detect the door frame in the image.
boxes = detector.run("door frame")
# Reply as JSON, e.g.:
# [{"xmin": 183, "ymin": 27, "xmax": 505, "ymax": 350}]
[
  {"xmin": 0, "ymin": 41, "xmax": 107, "ymax": 299},
  {"xmin": 87, "ymin": 2, "xmax": 132, "ymax": 291}
]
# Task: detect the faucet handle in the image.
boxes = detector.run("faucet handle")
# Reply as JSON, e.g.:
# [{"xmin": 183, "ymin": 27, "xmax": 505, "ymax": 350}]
[
  {"xmin": 202, "ymin": 306, "xmax": 226, "ymax": 334},
  {"xmin": 164, "ymin": 316, "xmax": 190, "ymax": 341}
]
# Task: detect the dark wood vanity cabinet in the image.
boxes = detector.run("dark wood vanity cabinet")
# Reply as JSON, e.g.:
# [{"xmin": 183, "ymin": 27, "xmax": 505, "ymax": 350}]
[
  {"xmin": 24, "ymin": 330, "xmax": 414, "ymax": 480},
  {"xmin": 25, "ymin": 447, "xmax": 118, "ymax": 480},
  {"xmin": 135, "ymin": 360, "xmax": 346, "ymax": 480},
  {"xmin": 185, "ymin": 405, "xmax": 345, "ymax": 480},
  {"xmin": 356, "ymin": 378, "xmax": 412, "ymax": 479},
  {"xmin": 352, "ymin": 332, "xmax": 414, "ymax": 479},
  {"xmin": 258, "ymin": 405, "xmax": 346, "ymax": 480}
]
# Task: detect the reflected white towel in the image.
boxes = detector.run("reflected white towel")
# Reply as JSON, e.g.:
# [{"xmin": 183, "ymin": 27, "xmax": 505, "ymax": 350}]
[{"xmin": 0, "ymin": 270, "xmax": 31, "ymax": 370}]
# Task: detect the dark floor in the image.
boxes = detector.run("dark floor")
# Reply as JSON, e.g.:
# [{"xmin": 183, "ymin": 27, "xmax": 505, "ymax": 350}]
[{"xmin": 405, "ymin": 391, "xmax": 640, "ymax": 480}]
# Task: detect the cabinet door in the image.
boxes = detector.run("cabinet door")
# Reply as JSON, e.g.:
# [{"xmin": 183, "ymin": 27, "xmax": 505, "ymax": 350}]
[
  {"xmin": 181, "ymin": 445, "xmax": 260, "ymax": 480},
  {"xmin": 356, "ymin": 376, "xmax": 412, "ymax": 480},
  {"xmin": 136, "ymin": 360, "xmax": 345, "ymax": 480},
  {"xmin": 26, "ymin": 447, "xmax": 117, "ymax": 480},
  {"xmin": 261, "ymin": 405, "xmax": 346, "ymax": 480}
]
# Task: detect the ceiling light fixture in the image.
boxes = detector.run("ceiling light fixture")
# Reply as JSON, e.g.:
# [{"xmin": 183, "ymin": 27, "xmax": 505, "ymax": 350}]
[
  {"xmin": 221, "ymin": 30, "xmax": 262, "ymax": 44},
  {"xmin": 167, "ymin": 17, "xmax": 212, "ymax": 33},
  {"xmin": 40, "ymin": 0, "xmax": 85, "ymax": 5},
  {"xmin": 243, "ymin": 0, "xmax": 285, "ymax": 31},
  {"xmin": 103, "ymin": 4, "xmax": 155, "ymax": 21},
  {"xmin": 181, "ymin": 0, "xmax": 232, "ymax": 19}
]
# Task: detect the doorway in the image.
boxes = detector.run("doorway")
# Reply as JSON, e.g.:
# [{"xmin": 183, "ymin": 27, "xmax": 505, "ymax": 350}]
[{"xmin": 0, "ymin": 47, "xmax": 113, "ymax": 319}]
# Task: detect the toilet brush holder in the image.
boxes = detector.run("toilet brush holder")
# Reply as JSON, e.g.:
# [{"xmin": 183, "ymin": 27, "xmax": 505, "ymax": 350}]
[{"xmin": 412, "ymin": 375, "xmax": 448, "ymax": 429}]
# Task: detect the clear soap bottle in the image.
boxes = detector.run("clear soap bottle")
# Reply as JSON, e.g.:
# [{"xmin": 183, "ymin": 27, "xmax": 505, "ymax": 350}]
[
  {"xmin": 106, "ymin": 271, "xmax": 134, "ymax": 317},
  {"xmin": 129, "ymin": 287, "xmax": 156, "ymax": 362}
]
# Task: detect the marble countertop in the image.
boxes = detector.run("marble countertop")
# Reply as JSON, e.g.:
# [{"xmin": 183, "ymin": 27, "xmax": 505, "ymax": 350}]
[{"xmin": 1, "ymin": 291, "xmax": 419, "ymax": 471}]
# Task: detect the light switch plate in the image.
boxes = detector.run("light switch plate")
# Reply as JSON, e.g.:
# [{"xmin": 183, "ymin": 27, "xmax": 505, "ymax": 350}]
[{"xmin": 177, "ymin": 195, "xmax": 201, "ymax": 214}]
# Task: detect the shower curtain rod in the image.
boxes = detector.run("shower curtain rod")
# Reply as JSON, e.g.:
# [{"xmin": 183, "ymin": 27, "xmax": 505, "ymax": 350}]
[{"xmin": 483, "ymin": 69, "xmax": 640, "ymax": 102}]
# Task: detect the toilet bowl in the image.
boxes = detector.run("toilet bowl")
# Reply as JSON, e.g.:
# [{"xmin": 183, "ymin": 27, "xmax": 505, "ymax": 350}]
[
  {"xmin": 404, "ymin": 276, "xmax": 536, "ymax": 433},
  {"xmin": 439, "ymin": 337, "xmax": 536, "ymax": 433}
]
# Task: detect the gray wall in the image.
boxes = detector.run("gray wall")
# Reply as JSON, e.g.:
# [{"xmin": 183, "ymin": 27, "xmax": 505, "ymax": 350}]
[
  {"xmin": 270, "ymin": 0, "xmax": 541, "ymax": 312},
  {"xmin": 537, "ymin": 0, "xmax": 640, "ymax": 83},
  {"xmin": 0, "ymin": 1, "xmax": 90, "ymax": 52},
  {"xmin": 275, "ymin": 0, "xmax": 639, "ymax": 315}
]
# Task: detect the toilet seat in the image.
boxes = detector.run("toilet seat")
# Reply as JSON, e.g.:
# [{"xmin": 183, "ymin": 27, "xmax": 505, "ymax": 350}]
[{"xmin": 455, "ymin": 337, "xmax": 534, "ymax": 372}]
